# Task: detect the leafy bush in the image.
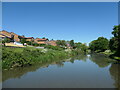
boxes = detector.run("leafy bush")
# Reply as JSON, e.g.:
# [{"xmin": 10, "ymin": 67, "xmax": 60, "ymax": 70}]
[
  {"xmin": 2, "ymin": 47, "xmax": 76, "ymax": 69},
  {"xmin": 44, "ymin": 45, "xmax": 64, "ymax": 51}
]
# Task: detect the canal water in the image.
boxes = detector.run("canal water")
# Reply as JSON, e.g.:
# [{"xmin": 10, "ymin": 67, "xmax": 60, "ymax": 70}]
[{"xmin": 2, "ymin": 54, "xmax": 120, "ymax": 88}]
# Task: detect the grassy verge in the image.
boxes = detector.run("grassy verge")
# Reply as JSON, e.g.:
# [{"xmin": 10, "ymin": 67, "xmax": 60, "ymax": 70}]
[
  {"xmin": 2, "ymin": 47, "xmax": 84, "ymax": 70},
  {"xmin": 96, "ymin": 50, "xmax": 120, "ymax": 61}
]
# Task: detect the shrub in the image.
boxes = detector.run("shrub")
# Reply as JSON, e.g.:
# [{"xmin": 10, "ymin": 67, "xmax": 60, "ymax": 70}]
[{"xmin": 2, "ymin": 46, "xmax": 83, "ymax": 70}]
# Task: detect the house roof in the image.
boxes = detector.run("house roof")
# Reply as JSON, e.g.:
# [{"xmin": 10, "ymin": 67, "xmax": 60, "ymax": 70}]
[
  {"xmin": 19, "ymin": 36, "xmax": 34, "ymax": 39},
  {"xmin": 0, "ymin": 33, "xmax": 11, "ymax": 38},
  {"xmin": 37, "ymin": 38, "xmax": 48, "ymax": 41},
  {"xmin": 24, "ymin": 37, "xmax": 34, "ymax": 39},
  {"xmin": 1, "ymin": 30, "xmax": 20, "ymax": 38}
]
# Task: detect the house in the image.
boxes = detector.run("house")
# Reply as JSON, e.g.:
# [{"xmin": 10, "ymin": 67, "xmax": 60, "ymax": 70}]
[
  {"xmin": 0, "ymin": 30, "xmax": 57, "ymax": 47},
  {"xmin": 0, "ymin": 30, "xmax": 35, "ymax": 42},
  {"xmin": 0, "ymin": 30, "xmax": 20, "ymax": 42},
  {"xmin": 0, "ymin": 30, "xmax": 11, "ymax": 38},
  {"xmin": 47, "ymin": 40, "xmax": 57, "ymax": 46},
  {"xmin": 19, "ymin": 36, "xmax": 34, "ymax": 42},
  {"xmin": 34, "ymin": 38, "xmax": 49, "ymax": 44},
  {"xmin": 25, "ymin": 37, "xmax": 34, "ymax": 42},
  {"xmin": 9, "ymin": 32, "xmax": 20, "ymax": 42},
  {"xmin": 0, "ymin": 33, "xmax": 11, "ymax": 40}
]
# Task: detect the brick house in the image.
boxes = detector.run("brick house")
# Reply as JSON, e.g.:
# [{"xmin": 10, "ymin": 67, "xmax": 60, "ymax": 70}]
[
  {"xmin": 0, "ymin": 30, "xmax": 57, "ymax": 46},
  {"xmin": 0, "ymin": 30, "xmax": 20, "ymax": 42},
  {"xmin": 0, "ymin": 33, "xmax": 11, "ymax": 40},
  {"xmin": 9, "ymin": 32, "xmax": 20, "ymax": 42},
  {"xmin": 47, "ymin": 40, "xmax": 57, "ymax": 46},
  {"xmin": 19, "ymin": 36, "xmax": 34, "ymax": 42},
  {"xmin": 25, "ymin": 37, "xmax": 34, "ymax": 42},
  {"xmin": 34, "ymin": 38, "xmax": 49, "ymax": 44}
]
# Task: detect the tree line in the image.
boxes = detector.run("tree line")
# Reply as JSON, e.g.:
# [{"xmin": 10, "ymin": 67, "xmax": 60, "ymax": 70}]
[{"xmin": 89, "ymin": 25, "xmax": 120, "ymax": 57}]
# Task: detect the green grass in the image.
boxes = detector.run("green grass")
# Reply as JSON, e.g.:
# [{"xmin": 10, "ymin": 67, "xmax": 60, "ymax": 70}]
[
  {"xmin": 113, "ymin": 56, "xmax": 120, "ymax": 61},
  {"xmin": 2, "ymin": 47, "xmax": 82, "ymax": 70}
]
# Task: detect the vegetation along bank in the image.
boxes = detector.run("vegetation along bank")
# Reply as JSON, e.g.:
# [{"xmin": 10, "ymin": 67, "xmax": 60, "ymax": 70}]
[{"xmin": 89, "ymin": 25, "xmax": 120, "ymax": 60}]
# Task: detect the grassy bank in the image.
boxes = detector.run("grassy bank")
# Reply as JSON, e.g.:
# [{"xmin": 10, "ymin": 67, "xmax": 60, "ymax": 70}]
[
  {"xmin": 2, "ymin": 46, "xmax": 84, "ymax": 70},
  {"xmin": 94, "ymin": 50, "xmax": 120, "ymax": 61}
]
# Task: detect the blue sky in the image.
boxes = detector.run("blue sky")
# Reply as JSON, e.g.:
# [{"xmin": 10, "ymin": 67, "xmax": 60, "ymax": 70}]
[{"xmin": 3, "ymin": 2, "xmax": 118, "ymax": 44}]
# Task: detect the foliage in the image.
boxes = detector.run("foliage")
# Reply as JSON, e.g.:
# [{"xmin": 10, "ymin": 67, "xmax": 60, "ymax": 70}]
[
  {"xmin": 99, "ymin": 50, "xmax": 113, "ymax": 56},
  {"xmin": 42, "ymin": 37, "xmax": 45, "ymax": 39},
  {"xmin": 109, "ymin": 37, "xmax": 118, "ymax": 52},
  {"xmin": 32, "ymin": 43, "xmax": 40, "ymax": 46},
  {"xmin": 70, "ymin": 40, "xmax": 74, "ymax": 47},
  {"xmin": 80, "ymin": 43, "xmax": 88, "ymax": 52},
  {"xmin": 39, "ymin": 44, "xmax": 46, "ymax": 47},
  {"xmin": 2, "ymin": 38, "xmax": 10, "ymax": 43},
  {"xmin": 109, "ymin": 25, "xmax": 120, "ymax": 57},
  {"xmin": 26, "ymin": 41, "xmax": 33, "ymax": 45},
  {"xmin": 89, "ymin": 37, "xmax": 109, "ymax": 52},
  {"xmin": 56, "ymin": 40, "xmax": 67, "ymax": 47},
  {"xmin": 2, "ymin": 46, "xmax": 82, "ymax": 69},
  {"xmin": 44, "ymin": 45, "xmax": 64, "ymax": 51},
  {"xmin": 20, "ymin": 38, "xmax": 26, "ymax": 45},
  {"xmin": 112, "ymin": 25, "xmax": 120, "ymax": 37},
  {"xmin": 11, "ymin": 35, "xmax": 14, "ymax": 42},
  {"xmin": 74, "ymin": 42, "xmax": 82, "ymax": 49}
]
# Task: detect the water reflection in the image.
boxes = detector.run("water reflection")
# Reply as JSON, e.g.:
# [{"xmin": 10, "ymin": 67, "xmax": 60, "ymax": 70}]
[
  {"xmin": 89, "ymin": 54, "xmax": 112, "ymax": 68},
  {"xmin": 56, "ymin": 62, "xmax": 64, "ymax": 67},
  {"xmin": 2, "ymin": 54, "xmax": 120, "ymax": 88},
  {"xmin": 2, "ymin": 54, "xmax": 87, "ymax": 82},
  {"xmin": 70, "ymin": 54, "xmax": 88, "ymax": 63},
  {"xmin": 109, "ymin": 63, "xmax": 120, "ymax": 89}
]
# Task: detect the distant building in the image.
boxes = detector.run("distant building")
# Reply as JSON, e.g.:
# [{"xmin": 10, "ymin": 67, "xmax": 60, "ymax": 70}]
[
  {"xmin": 10, "ymin": 32, "xmax": 20, "ymax": 42},
  {"xmin": 34, "ymin": 38, "xmax": 49, "ymax": 44},
  {"xmin": 25, "ymin": 37, "xmax": 34, "ymax": 42},
  {"xmin": 19, "ymin": 36, "xmax": 34, "ymax": 42},
  {"xmin": 47, "ymin": 40, "xmax": 57, "ymax": 46},
  {"xmin": 0, "ymin": 30, "xmax": 57, "ymax": 46},
  {"xmin": 0, "ymin": 33, "xmax": 11, "ymax": 40},
  {"xmin": 0, "ymin": 30, "xmax": 35, "ymax": 42},
  {"xmin": 0, "ymin": 30, "xmax": 20, "ymax": 42}
]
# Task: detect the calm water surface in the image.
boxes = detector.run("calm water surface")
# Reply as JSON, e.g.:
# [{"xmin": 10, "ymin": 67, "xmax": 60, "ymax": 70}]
[{"xmin": 2, "ymin": 54, "xmax": 120, "ymax": 88}]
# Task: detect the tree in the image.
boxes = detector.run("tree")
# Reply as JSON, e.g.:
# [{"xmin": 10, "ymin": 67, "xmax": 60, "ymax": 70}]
[
  {"xmin": 2, "ymin": 38, "xmax": 11, "ymax": 46},
  {"xmin": 42, "ymin": 37, "xmax": 45, "ymax": 39},
  {"xmin": 74, "ymin": 42, "xmax": 82, "ymax": 49},
  {"xmin": 109, "ymin": 37, "xmax": 118, "ymax": 52},
  {"xmin": 3, "ymin": 38, "xmax": 11, "ymax": 43},
  {"xmin": 110, "ymin": 25, "xmax": 120, "ymax": 56},
  {"xmin": 56, "ymin": 40, "xmax": 67, "ymax": 47},
  {"xmin": 11, "ymin": 35, "xmax": 14, "ymax": 42},
  {"xmin": 32, "ymin": 43, "xmax": 39, "ymax": 46},
  {"xmin": 26, "ymin": 41, "xmax": 33, "ymax": 45},
  {"xmin": 20, "ymin": 38, "xmax": 26, "ymax": 45},
  {"xmin": 89, "ymin": 40, "xmax": 97, "ymax": 51},
  {"xmin": 80, "ymin": 43, "xmax": 88, "ymax": 52},
  {"xmin": 70, "ymin": 40, "xmax": 74, "ymax": 47},
  {"xmin": 89, "ymin": 37, "xmax": 109, "ymax": 52}
]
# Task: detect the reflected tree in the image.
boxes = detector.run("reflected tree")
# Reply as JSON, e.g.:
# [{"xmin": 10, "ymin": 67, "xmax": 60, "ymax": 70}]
[
  {"xmin": 2, "ymin": 58, "xmax": 65, "ymax": 82},
  {"xmin": 109, "ymin": 63, "xmax": 120, "ymax": 89},
  {"xmin": 89, "ymin": 54, "xmax": 111, "ymax": 68},
  {"xmin": 75, "ymin": 54, "xmax": 87, "ymax": 62},
  {"xmin": 69, "ymin": 54, "xmax": 88, "ymax": 63},
  {"xmin": 70, "ymin": 57, "xmax": 75, "ymax": 63},
  {"xmin": 56, "ymin": 62, "xmax": 64, "ymax": 67}
]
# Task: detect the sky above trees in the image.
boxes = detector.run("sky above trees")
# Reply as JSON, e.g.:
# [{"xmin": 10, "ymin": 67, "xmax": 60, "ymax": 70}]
[{"xmin": 3, "ymin": 2, "xmax": 118, "ymax": 44}]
